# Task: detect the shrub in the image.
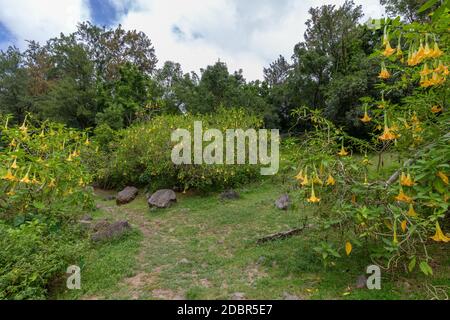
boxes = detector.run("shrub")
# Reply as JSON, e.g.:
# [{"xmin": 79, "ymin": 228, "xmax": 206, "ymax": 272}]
[
  {"xmin": 289, "ymin": 12, "xmax": 449, "ymax": 275},
  {"xmin": 94, "ymin": 108, "xmax": 265, "ymax": 191},
  {"xmin": 0, "ymin": 115, "xmax": 94, "ymax": 299}
]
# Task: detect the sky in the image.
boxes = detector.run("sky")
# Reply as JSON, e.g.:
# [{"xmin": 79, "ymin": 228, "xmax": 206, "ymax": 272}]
[{"xmin": 0, "ymin": 0, "xmax": 385, "ymax": 80}]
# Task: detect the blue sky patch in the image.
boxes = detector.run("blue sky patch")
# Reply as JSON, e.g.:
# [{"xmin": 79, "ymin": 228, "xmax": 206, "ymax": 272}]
[{"xmin": 88, "ymin": 0, "xmax": 120, "ymax": 26}]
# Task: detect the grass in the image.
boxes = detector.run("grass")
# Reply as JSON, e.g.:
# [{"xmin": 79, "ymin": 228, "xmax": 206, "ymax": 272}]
[{"xmin": 55, "ymin": 177, "xmax": 449, "ymax": 300}]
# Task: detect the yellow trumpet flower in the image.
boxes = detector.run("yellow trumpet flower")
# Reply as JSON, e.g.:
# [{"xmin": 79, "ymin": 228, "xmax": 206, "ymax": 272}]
[
  {"xmin": 400, "ymin": 172, "xmax": 415, "ymax": 187},
  {"xmin": 301, "ymin": 174, "xmax": 310, "ymax": 187},
  {"xmin": 395, "ymin": 187, "xmax": 413, "ymax": 203},
  {"xmin": 307, "ymin": 184, "xmax": 320, "ymax": 203},
  {"xmin": 420, "ymin": 74, "xmax": 432, "ymax": 88},
  {"xmin": 313, "ymin": 170, "xmax": 323, "ymax": 185},
  {"xmin": 363, "ymin": 174, "xmax": 369, "ymax": 186},
  {"xmin": 2, "ymin": 169, "xmax": 17, "ymax": 181},
  {"xmin": 31, "ymin": 175, "xmax": 40, "ymax": 185},
  {"xmin": 437, "ymin": 171, "xmax": 448, "ymax": 185},
  {"xmin": 407, "ymin": 204, "xmax": 417, "ymax": 217},
  {"xmin": 338, "ymin": 146, "xmax": 349, "ymax": 157},
  {"xmin": 401, "ymin": 220, "xmax": 408, "ymax": 232},
  {"xmin": 378, "ymin": 65, "xmax": 391, "ymax": 79},
  {"xmin": 345, "ymin": 241, "xmax": 352, "ymax": 256},
  {"xmin": 20, "ymin": 172, "xmax": 31, "ymax": 184},
  {"xmin": 424, "ymin": 42, "xmax": 432, "ymax": 57},
  {"xmin": 11, "ymin": 158, "xmax": 18, "ymax": 169},
  {"xmin": 378, "ymin": 126, "xmax": 397, "ymax": 141},
  {"xmin": 19, "ymin": 165, "xmax": 32, "ymax": 184},
  {"xmin": 295, "ymin": 169, "xmax": 304, "ymax": 181},
  {"xmin": 396, "ymin": 42, "xmax": 403, "ymax": 60},
  {"xmin": 430, "ymin": 72, "xmax": 445, "ymax": 86},
  {"xmin": 430, "ymin": 42, "xmax": 443, "ymax": 58},
  {"xmin": 419, "ymin": 63, "xmax": 432, "ymax": 76},
  {"xmin": 48, "ymin": 178, "xmax": 56, "ymax": 188},
  {"xmin": 382, "ymin": 41, "xmax": 396, "ymax": 57},
  {"xmin": 431, "ymin": 105, "xmax": 443, "ymax": 114},
  {"xmin": 360, "ymin": 111, "xmax": 372, "ymax": 123},
  {"xmin": 430, "ymin": 221, "xmax": 450, "ymax": 243},
  {"xmin": 393, "ymin": 224, "xmax": 398, "ymax": 244},
  {"xmin": 434, "ymin": 61, "xmax": 449, "ymax": 75},
  {"xmin": 326, "ymin": 174, "xmax": 336, "ymax": 186},
  {"xmin": 416, "ymin": 43, "xmax": 425, "ymax": 61}
]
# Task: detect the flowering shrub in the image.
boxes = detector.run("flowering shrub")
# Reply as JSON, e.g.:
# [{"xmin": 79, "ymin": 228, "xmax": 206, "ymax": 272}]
[
  {"xmin": 292, "ymin": 9, "xmax": 449, "ymax": 273},
  {"xmin": 0, "ymin": 115, "xmax": 94, "ymax": 299},
  {"xmin": 94, "ymin": 108, "xmax": 264, "ymax": 191}
]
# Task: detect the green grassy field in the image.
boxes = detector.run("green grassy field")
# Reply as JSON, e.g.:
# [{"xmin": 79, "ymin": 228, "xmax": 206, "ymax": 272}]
[{"xmin": 56, "ymin": 176, "xmax": 450, "ymax": 300}]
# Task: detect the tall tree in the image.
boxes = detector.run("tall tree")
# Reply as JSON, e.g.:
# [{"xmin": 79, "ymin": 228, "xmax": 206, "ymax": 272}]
[
  {"xmin": 263, "ymin": 55, "xmax": 291, "ymax": 88},
  {"xmin": 76, "ymin": 22, "xmax": 158, "ymax": 81},
  {"xmin": 0, "ymin": 47, "xmax": 32, "ymax": 123},
  {"xmin": 380, "ymin": 0, "xmax": 432, "ymax": 22}
]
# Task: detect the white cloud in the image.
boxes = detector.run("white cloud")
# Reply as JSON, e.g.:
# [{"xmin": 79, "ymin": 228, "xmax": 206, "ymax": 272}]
[
  {"xmin": 0, "ymin": 0, "xmax": 90, "ymax": 47},
  {"xmin": 0, "ymin": 0, "xmax": 385, "ymax": 80},
  {"xmin": 113, "ymin": 0, "xmax": 385, "ymax": 80}
]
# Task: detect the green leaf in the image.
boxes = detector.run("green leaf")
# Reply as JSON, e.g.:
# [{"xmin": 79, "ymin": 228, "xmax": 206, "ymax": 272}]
[
  {"xmin": 419, "ymin": 261, "xmax": 433, "ymax": 276},
  {"xmin": 408, "ymin": 257, "xmax": 416, "ymax": 272},
  {"xmin": 418, "ymin": 0, "xmax": 438, "ymax": 13}
]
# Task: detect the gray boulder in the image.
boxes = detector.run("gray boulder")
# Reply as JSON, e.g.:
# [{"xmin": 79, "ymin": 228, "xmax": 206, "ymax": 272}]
[
  {"xmin": 148, "ymin": 189, "xmax": 177, "ymax": 208},
  {"xmin": 91, "ymin": 220, "xmax": 131, "ymax": 242},
  {"xmin": 116, "ymin": 186, "xmax": 139, "ymax": 205},
  {"xmin": 275, "ymin": 194, "xmax": 290, "ymax": 210},
  {"xmin": 220, "ymin": 189, "xmax": 239, "ymax": 200}
]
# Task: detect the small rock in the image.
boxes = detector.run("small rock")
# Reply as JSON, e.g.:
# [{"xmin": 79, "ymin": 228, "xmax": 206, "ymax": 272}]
[
  {"xmin": 79, "ymin": 220, "xmax": 92, "ymax": 228},
  {"xmin": 402, "ymin": 281, "xmax": 412, "ymax": 291},
  {"xmin": 179, "ymin": 258, "xmax": 190, "ymax": 264},
  {"xmin": 103, "ymin": 195, "xmax": 116, "ymax": 201},
  {"xmin": 257, "ymin": 256, "xmax": 266, "ymax": 265},
  {"xmin": 356, "ymin": 275, "xmax": 367, "ymax": 289},
  {"xmin": 92, "ymin": 219, "xmax": 110, "ymax": 232},
  {"xmin": 220, "ymin": 189, "xmax": 239, "ymax": 200},
  {"xmin": 81, "ymin": 214, "xmax": 92, "ymax": 221},
  {"xmin": 283, "ymin": 292, "xmax": 301, "ymax": 300},
  {"xmin": 91, "ymin": 220, "xmax": 131, "ymax": 243},
  {"xmin": 116, "ymin": 186, "xmax": 139, "ymax": 205},
  {"xmin": 275, "ymin": 194, "xmax": 290, "ymax": 210},
  {"xmin": 230, "ymin": 292, "xmax": 246, "ymax": 300},
  {"xmin": 199, "ymin": 279, "xmax": 211, "ymax": 288},
  {"xmin": 148, "ymin": 189, "xmax": 177, "ymax": 208}
]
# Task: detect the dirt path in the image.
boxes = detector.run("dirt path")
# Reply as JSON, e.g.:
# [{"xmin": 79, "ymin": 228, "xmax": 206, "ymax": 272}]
[{"xmin": 93, "ymin": 198, "xmax": 185, "ymax": 300}]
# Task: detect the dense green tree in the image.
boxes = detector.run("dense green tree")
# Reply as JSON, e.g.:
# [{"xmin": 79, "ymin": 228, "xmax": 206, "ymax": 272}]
[
  {"xmin": 263, "ymin": 55, "xmax": 291, "ymax": 88},
  {"xmin": 0, "ymin": 47, "xmax": 32, "ymax": 123},
  {"xmin": 76, "ymin": 22, "xmax": 158, "ymax": 80},
  {"xmin": 264, "ymin": 0, "xmax": 380, "ymax": 134},
  {"xmin": 96, "ymin": 62, "xmax": 159, "ymax": 129},
  {"xmin": 36, "ymin": 34, "xmax": 97, "ymax": 128},
  {"xmin": 380, "ymin": 0, "xmax": 432, "ymax": 22}
]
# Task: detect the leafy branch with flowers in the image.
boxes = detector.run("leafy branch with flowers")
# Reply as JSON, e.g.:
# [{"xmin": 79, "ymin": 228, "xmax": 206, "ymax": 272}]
[{"xmin": 291, "ymin": 2, "xmax": 449, "ymax": 274}]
